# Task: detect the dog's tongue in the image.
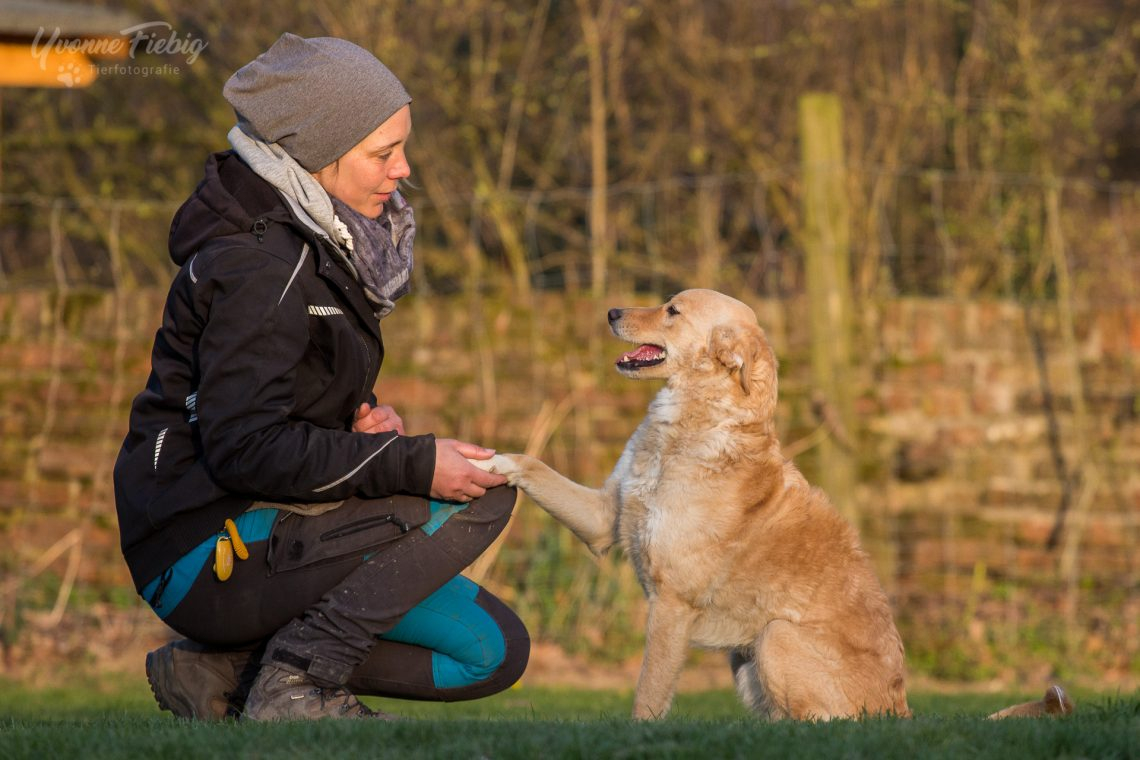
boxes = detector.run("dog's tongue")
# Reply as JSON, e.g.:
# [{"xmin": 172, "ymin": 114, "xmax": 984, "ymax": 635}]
[{"xmin": 619, "ymin": 344, "xmax": 665, "ymax": 363}]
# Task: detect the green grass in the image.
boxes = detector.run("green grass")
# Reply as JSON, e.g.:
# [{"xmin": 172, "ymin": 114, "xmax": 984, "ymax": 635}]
[{"xmin": 0, "ymin": 679, "xmax": 1137, "ymax": 759}]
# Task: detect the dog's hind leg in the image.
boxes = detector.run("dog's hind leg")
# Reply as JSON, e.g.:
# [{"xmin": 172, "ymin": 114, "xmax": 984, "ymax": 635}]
[
  {"xmin": 753, "ymin": 621, "xmax": 853, "ymax": 720},
  {"xmin": 729, "ymin": 648, "xmax": 769, "ymax": 717}
]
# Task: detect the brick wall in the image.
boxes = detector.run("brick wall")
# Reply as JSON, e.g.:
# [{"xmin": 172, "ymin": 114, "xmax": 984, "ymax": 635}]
[{"xmin": 1, "ymin": 288, "xmax": 1137, "ymax": 684}]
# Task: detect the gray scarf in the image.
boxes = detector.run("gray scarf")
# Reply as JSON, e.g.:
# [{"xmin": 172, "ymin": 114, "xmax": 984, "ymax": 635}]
[
  {"xmin": 227, "ymin": 125, "xmax": 415, "ymax": 319},
  {"xmin": 330, "ymin": 193, "xmax": 415, "ymax": 318}
]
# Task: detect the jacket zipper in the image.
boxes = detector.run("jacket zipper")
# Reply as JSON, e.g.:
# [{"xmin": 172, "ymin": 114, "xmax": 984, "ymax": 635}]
[
  {"xmin": 317, "ymin": 234, "xmax": 379, "ymax": 404},
  {"xmin": 356, "ymin": 328, "xmax": 376, "ymax": 401}
]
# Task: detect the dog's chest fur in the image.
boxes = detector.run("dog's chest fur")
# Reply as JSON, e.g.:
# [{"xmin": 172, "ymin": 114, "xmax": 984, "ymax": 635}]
[{"xmin": 614, "ymin": 387, "xmax": 737, "ymax": 601}]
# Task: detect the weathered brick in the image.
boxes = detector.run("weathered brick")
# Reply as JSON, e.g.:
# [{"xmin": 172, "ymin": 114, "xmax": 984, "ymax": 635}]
[{"xmin": 0, "ymin": 289, "xmax": 1137, "ymax": 681}]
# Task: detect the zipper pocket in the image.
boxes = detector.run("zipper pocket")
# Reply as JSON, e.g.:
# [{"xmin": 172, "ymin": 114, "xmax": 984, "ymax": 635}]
[{"xmin": 319, "ymin": 513, "xmax": 411, "ymax": 541}]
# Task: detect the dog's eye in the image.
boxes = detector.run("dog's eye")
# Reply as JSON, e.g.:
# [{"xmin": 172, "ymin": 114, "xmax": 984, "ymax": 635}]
[{"xmin": 666, "ymin": 304, "xmax": 680, "ymax": 316}]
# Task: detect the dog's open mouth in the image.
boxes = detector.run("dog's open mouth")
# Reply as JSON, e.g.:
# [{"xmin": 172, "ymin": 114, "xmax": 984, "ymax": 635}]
[{"xmin": 616, "ymin": 344, "xmax": 666, "ymax": 371}]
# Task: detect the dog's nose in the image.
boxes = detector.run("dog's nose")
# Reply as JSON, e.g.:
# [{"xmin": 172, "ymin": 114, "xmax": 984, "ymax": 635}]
[{"xmin": 607, "ymin": 308, "xmax": 623, "ymax": 324}]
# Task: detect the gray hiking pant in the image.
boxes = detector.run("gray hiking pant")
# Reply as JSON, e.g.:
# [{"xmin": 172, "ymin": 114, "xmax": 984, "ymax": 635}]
[{"xmin": 160, "ymin": 487, "xmax": 528, "ymax": 701}]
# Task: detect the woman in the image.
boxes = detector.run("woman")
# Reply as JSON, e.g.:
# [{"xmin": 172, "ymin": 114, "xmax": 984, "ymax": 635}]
[{"xmin": 113, "ymin": 33, "xmax": 528, "ymax": 721}]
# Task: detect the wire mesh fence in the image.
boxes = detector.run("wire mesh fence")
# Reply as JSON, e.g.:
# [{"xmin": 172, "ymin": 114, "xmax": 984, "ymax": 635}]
[
  {"xmin": 0, "ymin": 166, "xmax": 1137, "ymax": 684},
  {"xmin": 4, "ymin": 167, "xmax": 1137, "ymax": 302}
]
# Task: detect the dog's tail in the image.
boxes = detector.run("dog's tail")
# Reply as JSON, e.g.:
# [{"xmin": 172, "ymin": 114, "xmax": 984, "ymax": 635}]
[{"xmin": 986, "ymin": 684, "xmax": 1073, "ymax": 719}]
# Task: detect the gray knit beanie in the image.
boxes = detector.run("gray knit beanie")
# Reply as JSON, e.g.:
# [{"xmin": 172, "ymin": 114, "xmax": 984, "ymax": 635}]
[{"xmin": 223, "ymin": 33, "xmax": 411, "ymax": 172}]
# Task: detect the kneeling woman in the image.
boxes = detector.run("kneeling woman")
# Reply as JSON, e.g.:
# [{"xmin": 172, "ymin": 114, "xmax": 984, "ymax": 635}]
[{"xmin": 113, "ymin": 33, "xmax": 528, "ymax": 721}]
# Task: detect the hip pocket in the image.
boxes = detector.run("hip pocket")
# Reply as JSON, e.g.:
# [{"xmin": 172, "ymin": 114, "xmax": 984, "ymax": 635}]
[{"xmin": 267, "ymin": 496, "xmax": 431, "ymax": 574}]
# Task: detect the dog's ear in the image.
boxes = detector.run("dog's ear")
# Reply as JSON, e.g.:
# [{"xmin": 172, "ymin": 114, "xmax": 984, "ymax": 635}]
[{"xmin": 709, "ymin": 322, "xmax": 763, "ymax": 395}]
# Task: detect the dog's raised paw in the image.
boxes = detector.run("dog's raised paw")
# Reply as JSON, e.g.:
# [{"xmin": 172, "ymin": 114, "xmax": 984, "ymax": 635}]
[
  {"xmin": 467, "ymin": 454, "xmax": 522, "ymax": 483},
  {"xmin": 467, "ymin": 457, "xmax": 500, "ymax": 473}
]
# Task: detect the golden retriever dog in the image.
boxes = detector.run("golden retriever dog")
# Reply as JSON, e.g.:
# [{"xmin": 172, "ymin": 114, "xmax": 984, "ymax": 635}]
[
  {"xmin": 476, "ymin": 288, "xmax": 908, "ymax": 720},
  {"xmin": 474, "ymin": 289, "xmax": 1070, "ymax": 722}
]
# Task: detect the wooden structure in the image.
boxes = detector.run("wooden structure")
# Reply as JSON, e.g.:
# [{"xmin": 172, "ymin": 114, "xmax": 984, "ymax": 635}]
[
  {"xmin": 0, "ymin": 0, "xmax": 137, "ymax": 88},
  {"xmin": 798, "ymin": 92, "xmax": 857, "ymax": 520}
]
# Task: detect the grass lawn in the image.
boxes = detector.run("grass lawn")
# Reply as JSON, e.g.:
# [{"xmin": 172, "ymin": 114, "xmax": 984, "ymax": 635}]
[{"xmin": 0, "ymin": 677, "xmax": 1136, "ymax": 759}]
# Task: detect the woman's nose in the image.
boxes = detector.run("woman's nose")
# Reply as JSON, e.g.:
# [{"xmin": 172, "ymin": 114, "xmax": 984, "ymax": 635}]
[{"xmin": 390, "ymin": 149, "xmax": 411, "ymax": 180}]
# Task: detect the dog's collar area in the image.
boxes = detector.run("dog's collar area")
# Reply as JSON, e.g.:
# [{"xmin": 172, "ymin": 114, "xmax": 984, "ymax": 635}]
[{"xmin": 617, "ymin": 344, "xmax": 666, "ymax": 370}]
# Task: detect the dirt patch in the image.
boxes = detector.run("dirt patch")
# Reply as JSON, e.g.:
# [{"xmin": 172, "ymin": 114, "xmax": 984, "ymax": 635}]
[
  {"xmin": 1, "ymin": 605, "xmax": 168, "ymax": 687},
  {"xmin": 5, "ymin": 606, "xmax": 1133, "ymax": 696},
  {"xmin": 522, "ymin": 641, "xmax": 733, "ymax": 692},
  {"xmin": 1, "ymin": 605, "xmax": 735, "ymax": 692}
]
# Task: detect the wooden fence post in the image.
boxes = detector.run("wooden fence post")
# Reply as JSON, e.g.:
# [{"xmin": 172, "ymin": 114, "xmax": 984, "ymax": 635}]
[{"xmin": 798, "ymin": 92, "xmax": 857, "ymax": 521}]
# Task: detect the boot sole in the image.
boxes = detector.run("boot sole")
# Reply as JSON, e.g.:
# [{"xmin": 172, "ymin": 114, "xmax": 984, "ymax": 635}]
[
  {"xmin": 145, "ymin": 646, "xmax": 180, "ymax": 717},
  {"xmin": 146, "ymin": 645, "xmax": 230, "ymax": 720}
]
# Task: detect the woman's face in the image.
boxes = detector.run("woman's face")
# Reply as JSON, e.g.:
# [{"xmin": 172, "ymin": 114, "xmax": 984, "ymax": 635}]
[{"xmin": 312, "ymin": 105, "xmax": 412, "ymax": 218}]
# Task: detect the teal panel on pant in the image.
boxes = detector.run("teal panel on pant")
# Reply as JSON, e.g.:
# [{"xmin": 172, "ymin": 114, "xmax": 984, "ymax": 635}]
[
  {"xmin": 380, "ymin": 575, "xmax": 506, "ymax": 690},
  {"xmin": 141, "ymin": 507, "xmax": 279, "ymax": 619},
  {"xmin": 420, "ymin": 499, "xmax": 472, "ymax": 536}
]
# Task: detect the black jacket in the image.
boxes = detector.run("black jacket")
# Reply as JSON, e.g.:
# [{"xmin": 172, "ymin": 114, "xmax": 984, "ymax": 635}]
[{"xmin": 114, "ymin": 151, "xmax": 436, "ymax": 590}]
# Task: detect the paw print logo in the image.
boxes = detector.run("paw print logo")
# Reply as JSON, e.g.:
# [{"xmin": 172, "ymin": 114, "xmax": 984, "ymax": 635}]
[{"xmin": 56, "ymin": 61, "xmax": 89, "ymax": 88}]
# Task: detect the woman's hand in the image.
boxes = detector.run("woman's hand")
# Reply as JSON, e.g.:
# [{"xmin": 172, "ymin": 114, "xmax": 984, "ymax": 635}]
[
  {"xmin": 352, "ymin": 402, "xmax": 405, "ymax": 435},
  {"xmin": 431, "ymin": 439, "xmax": 508, "ymax": 502}
]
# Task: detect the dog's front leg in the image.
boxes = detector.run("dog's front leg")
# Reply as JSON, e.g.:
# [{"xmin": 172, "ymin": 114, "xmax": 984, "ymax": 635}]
[
  {"xmin": 632, "ymin": 594, "xmax": 697, "ymax": 720},
  {"xmin": 471, "ymin": 453, "xmax": 619, "ymax": 555}
]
